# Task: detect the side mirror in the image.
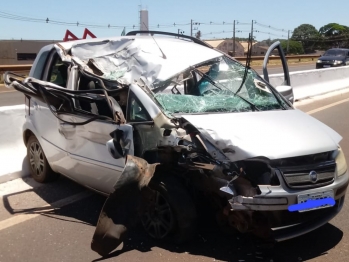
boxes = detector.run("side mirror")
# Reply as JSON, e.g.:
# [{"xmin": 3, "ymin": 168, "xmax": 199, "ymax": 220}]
[
  {"xmin": 275, "ymin": 85, "xmax": 294, "ymax": 104},
  {"xmin": 107, "ymin": 129, "xmax": 125, "ymax": 159},
  {"xmin": 106, "ymin": 139, "xmax": 124, "ymax": 159}
]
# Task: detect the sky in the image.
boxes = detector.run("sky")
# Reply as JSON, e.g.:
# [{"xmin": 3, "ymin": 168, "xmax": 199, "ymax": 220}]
[{"xmin": 1, "ymin": 0, "xmax": 349, "ymax": 41}]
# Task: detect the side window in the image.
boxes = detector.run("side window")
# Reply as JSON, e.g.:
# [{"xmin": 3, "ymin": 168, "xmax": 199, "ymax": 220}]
[
  {"xmin": 128, "ymin": 92, "xmax": 151, "ymax": 122},
  {"xmin": 47, "ymin": 54, "xmax": 68, "ymax": 87}
]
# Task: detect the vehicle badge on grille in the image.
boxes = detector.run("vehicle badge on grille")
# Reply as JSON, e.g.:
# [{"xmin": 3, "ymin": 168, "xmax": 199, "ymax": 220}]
[{"xmin": 309, "ymin": 171, "xmax": 318, "ymax": 183}]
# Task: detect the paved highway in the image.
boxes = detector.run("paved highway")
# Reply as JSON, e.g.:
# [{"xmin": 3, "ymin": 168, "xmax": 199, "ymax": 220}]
[
  {"xmin": 0, "ymin": 85, "xmax": 24, "ymax": 106},
  {"xmin": 0, "ymin": 88, "xmax": 349, "ymax": 261}
]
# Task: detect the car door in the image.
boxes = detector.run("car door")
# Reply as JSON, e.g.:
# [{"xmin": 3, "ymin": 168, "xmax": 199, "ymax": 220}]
[
  {"xmin": 31, "ymin": 49, "xmax": 71, "ymax": 174},
  {"xmin": 57, "ymin": 88, "xmax": 133, "ymax": 194},
  {"xmin": 58, "ymin": 74, "xmax": 134, "ymax": 194},
  {"xmin": 262, "ymin": 41, "xmax": 294, "ymax": 104}
]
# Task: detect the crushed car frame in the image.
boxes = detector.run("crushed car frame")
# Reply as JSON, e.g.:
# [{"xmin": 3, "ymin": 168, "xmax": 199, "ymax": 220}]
[{"xmin": 4, "ymin": 31, "xmax": 349, "ymax": 256}]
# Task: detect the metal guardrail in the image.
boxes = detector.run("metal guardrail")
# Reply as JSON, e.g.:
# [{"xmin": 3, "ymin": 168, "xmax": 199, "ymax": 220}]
[
  {"xmin": 0, "ymin": 66, "xmax": 30, "ymax": 83},
  {"xmin": 0, "ymin": 65, "xmax": 32, "ymax": 72},
  {"xmin": 233, "ymin": 54, "xmax": 321, "ymax": 62}
]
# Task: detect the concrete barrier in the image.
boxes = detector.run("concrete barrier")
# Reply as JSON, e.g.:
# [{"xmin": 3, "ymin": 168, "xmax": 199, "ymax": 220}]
[
  {"xmin": 268, "ymin": 66, "xmax": 349, "ymax": 101},
  {"xmin": 0, "ymin": 105, "xmax": 29, "ymax": 183}
]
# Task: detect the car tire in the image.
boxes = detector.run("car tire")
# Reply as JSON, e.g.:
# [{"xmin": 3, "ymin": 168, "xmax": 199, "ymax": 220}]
[
  {"xmin": 27, "ymin": 135, "xmax": 59, "ymax": 183},
  {"xmin": 141, "ymin": 174, "xmax": 197, "ymax": 244}
]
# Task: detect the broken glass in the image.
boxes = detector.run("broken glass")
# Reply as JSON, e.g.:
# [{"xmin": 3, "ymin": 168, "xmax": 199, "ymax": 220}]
[{"xmin": 151, "ymin": 56, "xmax": 289, "ymax": 116}]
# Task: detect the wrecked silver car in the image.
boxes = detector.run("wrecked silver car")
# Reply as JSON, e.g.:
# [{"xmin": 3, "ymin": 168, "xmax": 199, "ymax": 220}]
[{"xmin": 4, "ymin": 31, "xmax": 349, "ymax": 256}]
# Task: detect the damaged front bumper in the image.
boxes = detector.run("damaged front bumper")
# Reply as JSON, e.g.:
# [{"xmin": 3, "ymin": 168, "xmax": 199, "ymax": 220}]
[{"xmin": 228, "ymin": 170, "xmax": 349, "ymax": 241}]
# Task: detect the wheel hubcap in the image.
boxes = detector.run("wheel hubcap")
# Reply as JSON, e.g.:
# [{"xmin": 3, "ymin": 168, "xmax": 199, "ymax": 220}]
[
  {"xmin": 29, "ymin": 142, "xmax": 45, "ymax": 177},
  {"xmin": 142, "ymin": 190, "xmax": 174, "ymax": 239}
]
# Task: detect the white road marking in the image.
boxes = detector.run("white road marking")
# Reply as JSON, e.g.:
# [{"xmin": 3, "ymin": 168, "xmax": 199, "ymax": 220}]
[
  {"xmin": 0, "ymin": 190, "xmax": 93, "ymax": 231},
  {"xmin": 0, "ymin": 90, "xmax": 17, "ymax": 94},
  {"xmin": 306, "ymin": 97, "xmax": 349, "ymax": 115}
]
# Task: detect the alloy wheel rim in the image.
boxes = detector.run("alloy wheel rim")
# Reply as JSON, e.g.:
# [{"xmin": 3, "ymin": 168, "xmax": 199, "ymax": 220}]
[
  {"xmin": 29, "ymin": 142, "xmax": 45, "ymax": 177},
  {"xmin": 141, "ymin": 190, "xmax": 174, "ymax": 239}
]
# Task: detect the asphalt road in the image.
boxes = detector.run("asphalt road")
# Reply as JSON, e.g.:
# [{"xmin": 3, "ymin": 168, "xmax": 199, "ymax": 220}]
[
  {"xmin": 0, "ymin": 85, "xmax": 24, "ymax": 107},
  {"xmin": 1, "ymin": 89, "xmax": 349, "ymax": 261}
]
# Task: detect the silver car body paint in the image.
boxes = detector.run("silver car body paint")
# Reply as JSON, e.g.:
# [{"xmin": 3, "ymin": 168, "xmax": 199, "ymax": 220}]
[{"xmin": 181, "ymin": 109, "xmax": 342, "ymax": 161}]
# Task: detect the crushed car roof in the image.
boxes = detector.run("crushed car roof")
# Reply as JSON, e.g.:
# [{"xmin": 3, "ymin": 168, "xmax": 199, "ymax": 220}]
[{"xmin": 56, "ymin": 35, "xmax": 223, "ymax": 85}]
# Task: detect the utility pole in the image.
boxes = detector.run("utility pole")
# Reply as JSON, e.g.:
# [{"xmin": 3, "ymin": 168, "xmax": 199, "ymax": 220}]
[
  {"xmin": 233, "ymin": 20, "xmax": 236, "ymax": 57},
  {"xmin": 287, "ymin": 30, "xmax": 290, "ymax": 55},
  {"xmin": 251, "ymin": 20, "xmax": 254, "ymax": 42},
  {"xmin": 191, "ymin": 19, "xmax": 193, "ymax": 37}
]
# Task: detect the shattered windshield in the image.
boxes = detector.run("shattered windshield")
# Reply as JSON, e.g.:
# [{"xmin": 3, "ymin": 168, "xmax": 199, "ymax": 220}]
[{"xmin": 151, "ymin": 56, "xmax": 289, "ymax": 116}]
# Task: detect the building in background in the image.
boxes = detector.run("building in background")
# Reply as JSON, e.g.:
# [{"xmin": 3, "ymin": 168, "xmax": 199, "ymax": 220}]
[
  {"xmin": 0, "ymin": 40, "xmax": 58, "ymax": 65},
  {"xmin": 240, "ymin": 41, "xmax": 278, "ymax": 56},
  {"xmin": 204, "ymin": 39, "xmax": 244, "ymax": 57}
]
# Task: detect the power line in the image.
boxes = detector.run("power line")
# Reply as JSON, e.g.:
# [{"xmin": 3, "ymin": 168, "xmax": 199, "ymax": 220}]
[
  {"xmin": 0, "ymin": 10, "xmax": 296, "ymax": 33},
  {"xmin": 0, "ymin": 10, "xmax": 300, "ymax": 39},
  {"xmin": 0, "ymin": 11, "xmax": 135, "ymax": 29},
  {"xmin": 254, "ymin": 21, "xmax": 292, "ymax": 33}
]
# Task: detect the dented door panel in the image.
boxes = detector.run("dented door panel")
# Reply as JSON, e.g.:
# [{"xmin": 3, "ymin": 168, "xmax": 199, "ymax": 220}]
[{"xmin": 59, "ymin": 114, "xmax": 133, "ymax": 194}]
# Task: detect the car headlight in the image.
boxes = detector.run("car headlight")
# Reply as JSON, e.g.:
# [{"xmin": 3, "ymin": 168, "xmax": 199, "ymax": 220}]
[
  {"xmin": 317, "ymin": 60, "xmax": 322, "ymax": 63},
  {"xmin": 334, "ymin": 147, "xmax": 347, "ymax": 176},
  {"xmin": 334, "ymin": 60, "xmax": 343, "ymax": 65}
]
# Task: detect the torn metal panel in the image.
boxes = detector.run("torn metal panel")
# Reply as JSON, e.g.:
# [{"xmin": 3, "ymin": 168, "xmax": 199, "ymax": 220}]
[
  {"xmin": 229, "ymin": 196, "xmax": 288, "ymax": 211},
  {"xmin": 54, "ymin": 36, "xmax": 222, "ymax": 86},
  {"xmin": 91, "ymin": 155, "xmax": 159, "ymax": 257},
  {"xmin": 4, "ymin": 72, "xmax": 120, "ymax": 125},
  {"xmin": 66, "ymin": 66, "xmax": 78, "ymax": 91}
]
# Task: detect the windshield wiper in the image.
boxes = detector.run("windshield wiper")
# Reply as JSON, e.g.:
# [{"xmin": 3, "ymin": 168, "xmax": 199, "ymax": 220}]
[{"xmin": 192, "ymin": 68, "xmax": 260, "ymax": 112}]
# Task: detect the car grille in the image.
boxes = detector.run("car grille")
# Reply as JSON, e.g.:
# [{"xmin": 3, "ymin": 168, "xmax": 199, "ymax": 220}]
[{"xmin": 278, "ymin": 160, "xmax": 336, "ymax": 189}]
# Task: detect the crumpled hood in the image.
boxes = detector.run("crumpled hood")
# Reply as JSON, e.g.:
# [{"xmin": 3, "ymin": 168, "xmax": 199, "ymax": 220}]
[{"xmin": 182, "ymin": 109, "xmax": 342, "ymax": 161}]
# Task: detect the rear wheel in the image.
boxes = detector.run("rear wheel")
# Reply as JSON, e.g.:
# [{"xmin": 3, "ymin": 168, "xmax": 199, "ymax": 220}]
[
  {"xmin": 141, "ymin": 175, "xmax": 197, "ymax": 243},
  {"xmin": 27, "ymin": 135, "xmax": 59, "ymax": 183}
]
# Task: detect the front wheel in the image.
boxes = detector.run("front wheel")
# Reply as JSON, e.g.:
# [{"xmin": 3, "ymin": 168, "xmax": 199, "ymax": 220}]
[
  {"xmin": 141, "ymin": 175, "xmax": 197, "ymax": 243},
  {"xmin": 27, "ymin": 135, "xmax": 59, "ymax": 183}
]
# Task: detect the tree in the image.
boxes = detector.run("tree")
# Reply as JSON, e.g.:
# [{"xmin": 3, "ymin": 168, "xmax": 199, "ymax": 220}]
[
  {"xmin": 291, "ymin": 24, "xmax": 319, "ymax": 52},
  {"xmin": 319, "ymin": 23, "xmax": 349, "ymax": 37},
  {"xmin": 195, "ymin": 30, "xmax": 201, "ymax": 39},
  {"xmin": 292, "ymin": 24, "xmax": 318, "ymax": 40},
  {"xmin": 318, "ymin": 23, "xmax": 349, "ymax": 49},
  {"xmin": 280, "ymin": 40, "xmax": 304, "ymax": 55}
]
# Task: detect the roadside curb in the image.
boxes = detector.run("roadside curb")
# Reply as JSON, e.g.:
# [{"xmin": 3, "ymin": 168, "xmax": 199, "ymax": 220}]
[
  {"xmin": 0, "ymin": 104, "xmax": 28, "ymax": 184},
  {"xmin": 0, "ymin": 169, "xmax": 29, "ymax": 184}
]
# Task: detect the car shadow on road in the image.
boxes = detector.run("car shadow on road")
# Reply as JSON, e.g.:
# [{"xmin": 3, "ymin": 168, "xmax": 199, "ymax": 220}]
[
  {"xmin": 94, "ymin": 221, "xmax": 342, "ymax": 262},
  {"xmin": 2, "ymin": 176, "xmax": 343, "ymax": 262}
]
